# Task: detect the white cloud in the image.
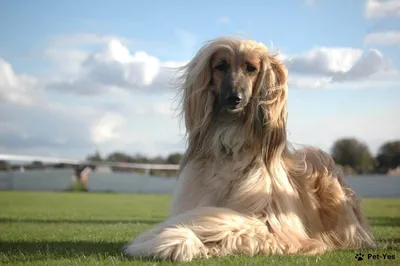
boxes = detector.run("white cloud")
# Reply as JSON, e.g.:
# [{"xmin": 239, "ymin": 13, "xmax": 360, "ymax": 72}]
[
  {"xmin": 330, "ymin": 49, "xmax": 389, "ymax": 82},
  {"xmin": 0, "ymin": 47, "xmax": 186, "ymax": 158},
  {"xmin": 42, "ymin": 48, "xmax": 89, "ymax": 75},
  {"xmin": 0, "ymin": 101, "xmax": 96, "ymax": 157},
  {"xmin": 0, "ymin": 88, "xmax": 185, "ymax": 159},
  {"xmin": 45, "ymin": 39, "xmax": 187, "ymax": 95},
  {"xmin": 285, "ymin": 47, "xmax": 363, "ymax": 75},
  {"xmin": 91, "ymin": 112, "xmax": 127, "ymax": 144},
  {"xmin": 44, "ymin": 40, "xmax": 396, "ymax": 93},
  {"xmin": 0, "ymin": 58, "xmax": 43, "ymax": 105},
  {"xmin": 284, "ymin": 47, "xmax": 386, "ymax": 77},
  {"xmin": 365, "ymin": 0, "xmax": 400, "ymax": 19},
  {"xmin": 283, "ymin": 46, "xmax": 396, "ymax": 88},
  {"xmin": 288, "ymin": 75, "xmax": 331, "ymax": 90},
  {"xmin": 364, "ymin": 31, "xmax": 400, "ymax": 46},
  {"xmin": 217, "ymin": 16, "xmax": 230, "ymax": 23}
]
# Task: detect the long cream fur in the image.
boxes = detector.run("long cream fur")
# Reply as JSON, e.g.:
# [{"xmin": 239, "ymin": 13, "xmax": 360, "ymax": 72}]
[{"xmin": 124, "ymin": 37, "xmax": 375, "ymax": 262}]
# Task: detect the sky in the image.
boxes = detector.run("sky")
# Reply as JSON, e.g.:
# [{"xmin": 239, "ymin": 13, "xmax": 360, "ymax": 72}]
[{"xmin": 0, "ymin": 0, "xmax": 399, "ymax": 160}]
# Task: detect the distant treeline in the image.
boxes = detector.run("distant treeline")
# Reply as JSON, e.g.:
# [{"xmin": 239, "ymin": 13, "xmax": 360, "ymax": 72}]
[
  {"xmin": 0, "ymin": 138, "xmax": 399, "ymax": 176},
  {"xmin": 86, "ymin": 151, "xmax": 184, "ymax": 165},
  {"xmin": 330, "ymin": 138, "xmax": 399, "ymax": 175},
  {"xmin": 84, "ymin": 138, "xmax": 398, "ymax": 176}
]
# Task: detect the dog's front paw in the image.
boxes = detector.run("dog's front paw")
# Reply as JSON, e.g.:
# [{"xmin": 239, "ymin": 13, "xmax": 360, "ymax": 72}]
[{"xmin": 125, "ymin": 227, "xmax": 208, "ymax": 262}]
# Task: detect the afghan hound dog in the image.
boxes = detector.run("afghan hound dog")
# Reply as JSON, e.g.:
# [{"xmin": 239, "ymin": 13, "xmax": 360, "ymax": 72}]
[{"xmin": 124, "ymin": 37, "xmax": 375, "ymax": 262}]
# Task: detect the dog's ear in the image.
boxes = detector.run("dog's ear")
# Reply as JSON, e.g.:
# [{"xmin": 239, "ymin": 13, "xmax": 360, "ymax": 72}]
[
  {"xmin": 181, "ymin": 56, "xmax": 214, "ymax": 135},
  {"xmin": 265, "ymin": 55, "xmax": 288, "ymax": 125},
  {"xmin": 259, "ymin": 54, "xmax": 289, "ymax": 163}
]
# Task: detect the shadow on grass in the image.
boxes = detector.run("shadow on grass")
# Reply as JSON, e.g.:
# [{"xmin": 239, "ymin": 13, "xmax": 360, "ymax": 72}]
[
  {"xmin": 368, "ymin": 216, "xmax": 400, "ymax": 227},
  {"xmin": 0, "ymin": 218, "xmax": 162, "ymax": 225},
  {"xmin": 0, "ymin": 240, "xmax": 128, "ymax": 261},
  {"xmin": 0, "ymin": 240, "xmax": 167, "ymax": 264}
]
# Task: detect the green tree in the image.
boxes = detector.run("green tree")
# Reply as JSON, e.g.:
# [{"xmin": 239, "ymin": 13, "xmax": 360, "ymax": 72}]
[
  {"xmin": 129, "ymin": 153, "xmax": 147, "ymax": 163},
  {"xmin": 0, "ymin": 160, "xmax": 10, "ymax": 171},
  {"xmin": 166, "ymin": 152, "xmax": 183, "ymax": 165},
  {"xmin": 106, "ymin": 152, "xmax": 134, "ymax": 162},
  {"xmin": 375, "ymin": 140, "xmax": 400, "ymax": 172},
  {"xmin": 150, "ymin": 156, "xmax": 166, "ymax": 164},
  {"xmin": 87, "ymin": 150, "xmax": 103, "ymax": 162},
  {"xmin": 331, "ymin": 138, "xmax": 374, "ymax": 174},
  {"xmin": 31, "ymin": 161, "xmax": 44, "ymax": 169}
]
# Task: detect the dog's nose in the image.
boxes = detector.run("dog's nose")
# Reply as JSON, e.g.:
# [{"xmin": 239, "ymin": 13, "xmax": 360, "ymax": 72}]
[{"xmin": 224, "ymin": 92, "xmax": 242, "ymax": 108}]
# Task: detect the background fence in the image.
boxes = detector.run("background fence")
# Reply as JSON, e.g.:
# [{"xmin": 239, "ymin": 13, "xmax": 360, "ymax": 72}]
[{"xmin": 0, "ymin": 169, "xmax": 399, "ymax": 197}]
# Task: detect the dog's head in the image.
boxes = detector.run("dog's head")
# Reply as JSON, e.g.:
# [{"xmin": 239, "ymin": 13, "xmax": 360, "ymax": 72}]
[
  {"xmin": 178, "ymin": 37, "xmax": 288, "ymax": 158},
  {"xmin": 210, "ymin": 41, "xmax": 262, "ymax": 114}
]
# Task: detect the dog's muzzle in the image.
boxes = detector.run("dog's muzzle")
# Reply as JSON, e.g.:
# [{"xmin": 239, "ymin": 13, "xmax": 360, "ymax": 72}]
[{"xmin": 223, "ymin": 91, "xmax": 242, "ymax": 110}]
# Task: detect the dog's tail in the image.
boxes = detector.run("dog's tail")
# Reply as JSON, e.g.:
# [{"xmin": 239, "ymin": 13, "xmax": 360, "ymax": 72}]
[{"xmin": 124, "ymin": 206, "xmax": 326, "ymax": 262}]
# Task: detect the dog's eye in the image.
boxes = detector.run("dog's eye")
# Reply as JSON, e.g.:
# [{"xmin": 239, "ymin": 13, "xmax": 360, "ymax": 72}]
[
  {"xmin": 246, "ymin": 64, "xmax": 257, "ymax": 73},
  {"xmin": 214, "ymin": 61, "xmax": 229, "ymax": 72}
]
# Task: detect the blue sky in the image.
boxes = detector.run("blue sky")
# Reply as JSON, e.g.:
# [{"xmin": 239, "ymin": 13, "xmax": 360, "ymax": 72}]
[{"xmin": 0, "ymin": 0, "xmax": 399, "ymax": 159}]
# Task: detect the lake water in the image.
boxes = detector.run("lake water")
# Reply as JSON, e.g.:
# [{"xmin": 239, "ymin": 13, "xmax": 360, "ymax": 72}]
[{"xmin": 0, "ymin": 169, "xmax": 399, "ymax": 198}]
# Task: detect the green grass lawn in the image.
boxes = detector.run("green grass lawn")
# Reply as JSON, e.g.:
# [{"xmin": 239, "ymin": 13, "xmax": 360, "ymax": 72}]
[{"xmin": 0, "ymin": 191, "xmax": 399, "ymax": 265}]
